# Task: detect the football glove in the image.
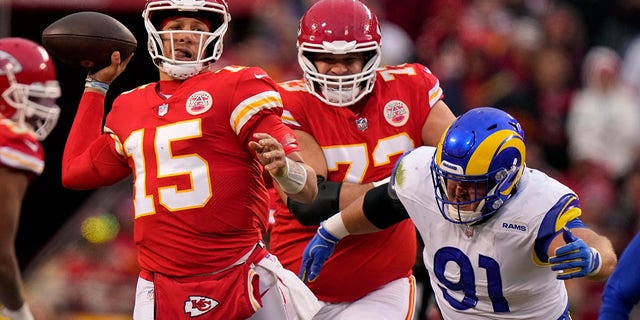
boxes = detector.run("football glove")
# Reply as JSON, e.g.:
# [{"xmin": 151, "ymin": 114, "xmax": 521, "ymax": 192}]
[
  {"xmin": 549, "ymin": 228, "xmax": 601, "ymax": 280},
  {"xmin": 299, "ymin": 222, "xmax": 340, "ymax": 283}
]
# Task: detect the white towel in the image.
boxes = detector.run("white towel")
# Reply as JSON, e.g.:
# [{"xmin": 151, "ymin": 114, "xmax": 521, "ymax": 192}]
[{"xmin": 258, "ymin": 254, "xmax": 321, "ymax": 320}]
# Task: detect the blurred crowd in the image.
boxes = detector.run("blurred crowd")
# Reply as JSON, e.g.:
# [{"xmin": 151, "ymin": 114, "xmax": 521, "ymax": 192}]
[{"xmin": 15, "ymin": 0, "xmax": 640, "ymax": 319}]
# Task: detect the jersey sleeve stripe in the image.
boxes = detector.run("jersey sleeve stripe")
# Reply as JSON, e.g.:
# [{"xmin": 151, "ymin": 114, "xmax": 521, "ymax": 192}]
[
  {"xmin": 0, "ymin": 146, "xmax": 44, "ymax": 174},
  {"xmin": 230, "ymin": 91, "xmax": 282, "ymax": 135},
  {"xmin": 533, "ymin": 193, "xmax": 581, "ymax": 264},
  {"xmin": 428, "ymin": 81, "xmax": 443, "ymax": 107},
  {"xmin": 247, "ymin": 268, "xmax": 261, "ymax": 312},
  {"xmin": 104, "ymin": 126, "xmax": 126, "ymax": 157},
  {"xmin": 110, "ymin": 133, "xmax": 125, "ymax": 156},
  {"xmin": 281, "ymin": 110, "xmax": 300, "ymax": 127}
]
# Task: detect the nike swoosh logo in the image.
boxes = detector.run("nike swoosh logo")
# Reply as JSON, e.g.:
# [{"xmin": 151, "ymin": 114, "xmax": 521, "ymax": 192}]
[{"xmin": 254, "ymin": 73, "xmax": 267, "ymax": 79}]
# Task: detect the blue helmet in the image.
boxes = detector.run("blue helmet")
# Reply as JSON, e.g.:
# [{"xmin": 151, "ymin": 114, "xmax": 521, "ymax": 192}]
[{"xmin": 430, "ymin": 107, "xmax": 526, "ymax": 224}]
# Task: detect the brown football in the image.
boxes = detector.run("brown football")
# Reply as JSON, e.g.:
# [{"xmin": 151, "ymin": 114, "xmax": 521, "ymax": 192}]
[{"xmin": 42, "ymin": 11, "xmax": 137, "ymax": 72}]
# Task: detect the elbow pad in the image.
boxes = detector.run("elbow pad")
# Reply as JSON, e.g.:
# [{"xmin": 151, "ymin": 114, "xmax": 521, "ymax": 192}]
[
  {"xmin": 287, "ymin": 176, "xmax": 341, "ymax": 226},
  {"xmin": 363, "ymin": 183, "xmax": 409, "ymax": 229}
]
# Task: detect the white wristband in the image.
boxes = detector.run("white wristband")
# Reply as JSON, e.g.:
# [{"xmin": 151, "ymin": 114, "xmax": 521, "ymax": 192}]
[
  {"xmin": 271, "ymin": 157, "xmax": 307, "ymax": 195},
  {"xmin": 588, "ymin": 247, "xmax": 602, "ymax": 276},
  {"xmin": 372, "ymin": 176, "xmax": 390, "ymax": 187},
  {"xmin": 1, "ymin": 303, "xmax": 34, "ymax": 320},
  {"xmin": 85, "ymin": 77, "xmax": 109, "ymax": 94},
  {"xmin": 323, "ymin": 213, "xmax": 350, "ymax": 240}
]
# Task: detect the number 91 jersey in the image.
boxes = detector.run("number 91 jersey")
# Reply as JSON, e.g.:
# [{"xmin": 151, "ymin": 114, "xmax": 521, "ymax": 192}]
[{"xmin": 394, "ymin": 146, "xmax": 576, "ymax": 319}]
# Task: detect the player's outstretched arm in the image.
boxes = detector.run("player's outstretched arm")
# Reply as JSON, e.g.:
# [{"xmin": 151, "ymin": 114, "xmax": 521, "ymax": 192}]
[
  {"xmin": 61, "ymin": 52, "xmax": 132, "ymax": 189},
  {"xmin": 284, "ymin": 129, "xmax": 389, "ymax": 226},
  {"xmin": 299, "ymin": 182, "xmax": 409, "ymax": 282},
  {"xmin": 299, "ymin": 209, "xmax": 378, "ymax": 283}
]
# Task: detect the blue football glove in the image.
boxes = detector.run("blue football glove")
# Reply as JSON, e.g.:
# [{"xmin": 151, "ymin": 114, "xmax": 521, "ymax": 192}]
[
  {"xmin": 299, "ymin": 222, "xmax": 340, "ymax": 283},
  {"xmin": 549, "ymin": 228, "xmax": 601, "ymax": 280}
]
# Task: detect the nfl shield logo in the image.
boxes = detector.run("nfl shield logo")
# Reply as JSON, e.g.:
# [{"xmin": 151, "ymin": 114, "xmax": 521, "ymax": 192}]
[
  {"xmin": 158, "ymin": 103, "xmax": 168, "ymax": 116},
  {"xmin": 355, "ymin": 117, "xmax": 368, "ymax": 131},
  {"xmin": 464, "ymin": 227, "xmax": 474, "ymax": 238}
]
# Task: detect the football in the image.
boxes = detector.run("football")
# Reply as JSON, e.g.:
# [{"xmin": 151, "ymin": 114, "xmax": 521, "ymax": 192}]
[{"xmin": 42, "ymin": 11, "xmax": 137, "ymax": 72}]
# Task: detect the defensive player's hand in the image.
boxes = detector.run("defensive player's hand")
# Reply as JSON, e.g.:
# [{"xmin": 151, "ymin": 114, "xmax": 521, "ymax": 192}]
[
  {"xmin": 550, "ymin": 228, "xmax": 602, "ymax": 280},
  {"xmin": 88, "ymin": 51, "xmax": 133, "ymax": 85},
  {"xmin": 249, "ymin": 133, "xmax": 287, "ymax": 176},
  {"xmin": 299, "ymin": 223, "xmax": 340, "ymax": 283}
]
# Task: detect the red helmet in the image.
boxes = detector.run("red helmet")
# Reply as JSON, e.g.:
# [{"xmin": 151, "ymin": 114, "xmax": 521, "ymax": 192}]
[
  {"xmin": 0, "ymin": 38, "xmax": 60, "ymax": 140},
  {"xmin": 143, "ymin": 0, "xmax": 231, "ymax": 80},
  {"xmin": 297, "ymin": 0, "xmax": 382, "ymax": 107}
]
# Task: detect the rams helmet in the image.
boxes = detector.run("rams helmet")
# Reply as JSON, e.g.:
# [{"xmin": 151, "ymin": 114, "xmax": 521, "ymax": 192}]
[{"xmin": 431, "ymin": 107, "xmax": 526, "ymax": 224}]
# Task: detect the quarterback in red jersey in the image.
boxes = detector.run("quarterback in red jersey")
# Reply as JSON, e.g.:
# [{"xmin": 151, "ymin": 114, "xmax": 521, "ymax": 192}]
[
  {"xmin": 269, "ymin": 0, "xmax": 456, "ymax": 319},
  {"xmin": 61, "ymin": 1, "xmax": 319, "ymax": 319},
  {"xmin": 0, "ymin": 37, "xmax": 61, "ymax": 320}
]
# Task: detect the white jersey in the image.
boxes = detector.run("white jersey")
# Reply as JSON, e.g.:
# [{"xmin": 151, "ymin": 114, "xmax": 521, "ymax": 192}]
[{"xmin": 393, "ymin": 146, "xmax": 578, "ymax": 319}]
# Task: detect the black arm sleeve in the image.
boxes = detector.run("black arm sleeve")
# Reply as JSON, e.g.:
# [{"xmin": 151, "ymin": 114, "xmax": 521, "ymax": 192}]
[
  {"xmin": 287, "ymin": 176, "xmax": 342, "ymax": 226},
  {"xmin": 362, "ymin": 183, "xmax": 410, "ymax": 229}
]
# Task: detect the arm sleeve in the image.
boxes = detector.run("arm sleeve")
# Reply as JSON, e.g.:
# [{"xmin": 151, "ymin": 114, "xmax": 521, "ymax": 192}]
[
  {"xmin": 287, "ymin": 176, "xmax": 341, "ymax": 226},
  {"xmin": 251, "ymin": 114, "xmax": 300, "ymax": 155},
  {"xmin": 62, "ymin": 92, "xmax": 129, "ymax": 189},
  {"xmin": 599, "ymin": 232, "xmax": 640, "ymax": 319},
  {"xmin": 362, "ymin": 183, "xmax": 410, "ymax": 229}
]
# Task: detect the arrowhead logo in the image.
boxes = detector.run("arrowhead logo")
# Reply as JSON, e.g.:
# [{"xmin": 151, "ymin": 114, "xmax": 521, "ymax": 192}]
[{"xmin": 184, "ymin": 296, "xmax": 219, "ymax": 317}]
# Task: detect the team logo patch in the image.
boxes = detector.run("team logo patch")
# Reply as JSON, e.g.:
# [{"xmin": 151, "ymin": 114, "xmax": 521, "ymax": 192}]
[
  {"xmin": 281, "ymin": 133, "xmax": 298, "ymax": 149},
  {"xmin": 186, "ymin": 91, "xmax": 213, "ymax": 115},
  {"xmin": 184, "ymin": 295, "xmax": 218, "ymax": 317},
  {"xmin": 383, "ymin": 100, "xmax": 409, "ymax": 127},
  {"xmin": 502, "ymin": 221, "xmax": 528, "ymax": 232}
]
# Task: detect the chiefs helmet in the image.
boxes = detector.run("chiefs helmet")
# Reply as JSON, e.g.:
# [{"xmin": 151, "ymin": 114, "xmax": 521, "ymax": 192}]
[
  {"xmin": 297, "ymin": 0, "xmax": 382, "ymax": 107},
  {"xmin": 143, "ymin": 0, "xmax": 231, "ymax": 80},
  {"xmin": 0, "ymin": 38, "xmax": 60, "ymax": 140},
  {"xmin": 431, "ymin": 107, "xmax": 526, "ymax": 224}
]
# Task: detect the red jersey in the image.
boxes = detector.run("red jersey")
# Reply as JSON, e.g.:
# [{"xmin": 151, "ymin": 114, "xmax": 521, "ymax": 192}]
[
  {"xmin": 63, "ymin": 66, "xmax": 299, "ymax": 276},
  {"xmin": 271, "ymin": 63, "xmax": 444, "ymax": 302},
  {"xmin": 0, "ymin": 118, "xmax": 44, "ymax": 176}
]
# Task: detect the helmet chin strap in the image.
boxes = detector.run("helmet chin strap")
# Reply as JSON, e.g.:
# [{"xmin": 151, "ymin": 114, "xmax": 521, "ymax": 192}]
[
  {"xmin": 160, "ymin": 61, "xmax": 205, "ymax": 80},
  {"xmin": 445, "ymin": 181, "xmax": 505, "ymax": 224},
  {"xmin": 320, "ymin": 85, "xmax": 360, "ymax": 107},
  {"xmin": 446, "ymin": 199, "xmax": 486, "ymax": 224}
]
